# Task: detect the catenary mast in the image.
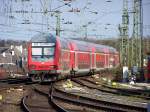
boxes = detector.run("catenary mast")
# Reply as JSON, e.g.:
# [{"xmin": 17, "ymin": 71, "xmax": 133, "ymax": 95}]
[
  {"xmin": 131, "ymin": 0, "xmax": 143, "ymax": 68},
  {"xmin": 119, "ymin": 0, "xmax": 129, "ymax": 67}
]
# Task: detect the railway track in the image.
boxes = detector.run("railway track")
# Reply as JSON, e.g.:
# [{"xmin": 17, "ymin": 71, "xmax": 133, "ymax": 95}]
[
  {"xmin": 0, "ymin": 75, "xmax": 148, "ymax": 112},
  {"xmin": 0, "ymin": 77, "xmax": 39, "ymax": 85},
  {"xmin": 0, "ymin": 80, "xmax": 29, "ymax": 92},
  {"xmin": 53, "ymin": 86, "xmax": 147, "ymax": 112},
  {"xmin": 72, "ymin": 77, "xmax": 150, "ymax": 100},
  {"xmin": 21, "ymin": 84, "xmax": 68, "ymax": 112},
  {"xmin": 19, "ymin": 77, "xmax": 148, "ymax": 112}
]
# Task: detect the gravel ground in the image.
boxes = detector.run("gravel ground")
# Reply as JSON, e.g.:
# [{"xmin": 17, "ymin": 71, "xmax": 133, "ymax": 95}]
[{"xmin": 0, "ymin": 83, "xmax": 31, "ymax": 112}]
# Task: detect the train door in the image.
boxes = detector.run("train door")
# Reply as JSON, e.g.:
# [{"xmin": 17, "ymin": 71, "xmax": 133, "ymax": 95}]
[
  {"xmin": 70, "ymin": 50, "xmax": 75, "ymax": 69},
  {"xmin": 91, "ymin": 47, "xmax": 96, "ymax": 70},
  {"xmin": 105, "ymin": 53, "xmax": 109, "ymax": 68},
  {"xmin": 92, "ymin": 53, "xmax": 96, "ymax": 69},
  {"xmin": 109, "ymin": 54, "xmax": 115, "ymax": 68},
  {"xmin": 74, "ymin": 51, "xmax": 78, "ymax": 71}
]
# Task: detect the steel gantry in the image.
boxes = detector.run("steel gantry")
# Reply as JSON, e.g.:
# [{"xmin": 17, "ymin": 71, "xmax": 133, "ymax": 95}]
[
  {"xmin": 131, "ymin": 0, "xmax": 143, "ymax": 68},
  {"xmin": 119, "ymin": 0, "xmax": 129, "ymax": 67}
]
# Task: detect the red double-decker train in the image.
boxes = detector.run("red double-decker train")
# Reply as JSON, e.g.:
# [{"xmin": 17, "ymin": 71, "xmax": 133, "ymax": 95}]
[
  {"xmin": 145, "ymin": 56, "xmax": 150, "ymax": 82},
  {"xmin": 27, "ymin": 33, "xmax": 119, "ymax": 81}
]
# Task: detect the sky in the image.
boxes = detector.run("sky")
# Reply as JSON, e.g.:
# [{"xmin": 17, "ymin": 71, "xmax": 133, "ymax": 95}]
[{"xmin": 0, "ymin": 0, "xmax": 150, "ymax": 40}]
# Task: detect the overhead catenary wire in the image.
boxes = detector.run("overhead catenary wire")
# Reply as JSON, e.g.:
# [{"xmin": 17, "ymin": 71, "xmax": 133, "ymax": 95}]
[{"xmin": 0, "ymin": 0, "xmax": 150, "ymax": 40}]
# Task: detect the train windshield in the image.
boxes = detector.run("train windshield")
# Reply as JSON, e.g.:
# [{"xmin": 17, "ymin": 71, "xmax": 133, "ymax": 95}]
[{"xmin": 31, "ymin": 43, "xmax": 55, "ymax": 62}]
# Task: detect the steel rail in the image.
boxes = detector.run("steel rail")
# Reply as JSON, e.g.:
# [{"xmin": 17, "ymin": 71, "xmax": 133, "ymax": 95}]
[
  {"xmin": 72, "ymin": 78, "xmax": 150, "ymax": 100},
  {"xmin": 21, "ymin": 96, "xmax": 31, "ymax": 112},
  {"xmin": 53, "ymin": 87, "xmax": 147, "ymax": 112},
  {"xmin": 21, "ymin": 84, "xmax": 69, "ymax": 112}
]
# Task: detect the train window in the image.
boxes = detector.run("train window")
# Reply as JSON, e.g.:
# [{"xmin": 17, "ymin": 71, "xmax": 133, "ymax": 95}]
[
  {"xmin": 31, "ymin": 47, "xmax": 55, "ymax": 62},
  {"xmin": 32, "ymin": 48, "xmax": 42, "ymax": 55},
  {"xmin": 44, "ymin": 47, "xmax": 54, "ymax": 55}
]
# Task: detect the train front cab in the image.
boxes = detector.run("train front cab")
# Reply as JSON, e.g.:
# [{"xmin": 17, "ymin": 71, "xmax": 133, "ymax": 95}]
[{"xmin": 28, "ymin": 34, "xmax": 60, "ymax": 81}]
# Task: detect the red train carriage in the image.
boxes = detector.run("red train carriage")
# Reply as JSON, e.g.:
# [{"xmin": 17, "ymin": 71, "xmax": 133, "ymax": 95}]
[
  {"xmin": 27, "ymin": 33, "xmax": 119, "ymax": 81},
  {"xmin": 145, "ymin": 56, "xmax": 150, "ymax": 82}
]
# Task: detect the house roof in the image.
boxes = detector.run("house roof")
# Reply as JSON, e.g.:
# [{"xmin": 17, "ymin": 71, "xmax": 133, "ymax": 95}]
[{"xmin": 0, "ymin": 47, "xmax": 9, "ymax": 54}]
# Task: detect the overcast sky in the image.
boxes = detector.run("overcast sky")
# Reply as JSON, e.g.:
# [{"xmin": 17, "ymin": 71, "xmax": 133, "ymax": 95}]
[{"xmin": 0, "ymin": 0, "xmax": 150, "ymax": 40}]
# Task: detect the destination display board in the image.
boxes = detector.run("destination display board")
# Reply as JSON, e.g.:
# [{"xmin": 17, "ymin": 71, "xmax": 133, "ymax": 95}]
[{"xmin": 32, "ymin": 43, "xmax": 55, "ymax": 46}]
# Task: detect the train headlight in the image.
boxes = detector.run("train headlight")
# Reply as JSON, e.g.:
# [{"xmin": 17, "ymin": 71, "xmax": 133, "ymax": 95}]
[
  {"xmin": 54, "ymin": 65, "xmax": 58, "ymax": 69},
  {"xmin": 30, "ymin": 65, "xmax": 36, "ymax": 69}
]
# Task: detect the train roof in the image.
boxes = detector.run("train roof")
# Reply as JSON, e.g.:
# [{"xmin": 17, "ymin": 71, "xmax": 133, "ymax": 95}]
[
  {"xmin": 30, "ymin": 33, "xmax": 118, "ymax": 54},
  {"xmin": 68, "ymin": 39, "xmax": 118, "ymax": 53},
  {"xmin": 68, "ymin": 39, "xmax": 93, "ymax": 52},
  {"xmin": 31, "ymin": 33, "xmax": 56, "ymax": 43}
]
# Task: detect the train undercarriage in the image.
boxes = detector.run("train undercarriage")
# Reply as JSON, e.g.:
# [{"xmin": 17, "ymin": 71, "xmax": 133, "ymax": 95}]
[{"xmin": 28, "ymin": 68, "xmax": 104, "ymax": 82}]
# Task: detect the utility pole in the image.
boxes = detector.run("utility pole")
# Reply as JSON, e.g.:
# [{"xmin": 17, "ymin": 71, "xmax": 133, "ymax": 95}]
[
  {"xmin": 55, "ymin": 11, "xmax": 61, "ymax": 36},
  {"xmin": 131, "ymin": 0, "xmax": 143, "ymax": 68},
  {"xmin": 119, "ymin": 0, "xmax": 129, "ymax": 67},
  {"xmin": 83, "ymin": 25, "xmax": 87, "ymax": 40}
]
